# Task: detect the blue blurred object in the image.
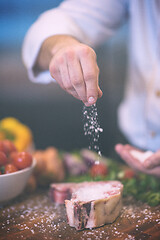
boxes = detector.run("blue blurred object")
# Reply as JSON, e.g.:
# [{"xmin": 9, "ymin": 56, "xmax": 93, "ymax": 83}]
[{"xmin": 0, "ymin": 0, "xmax": 62, "ymax": 49}]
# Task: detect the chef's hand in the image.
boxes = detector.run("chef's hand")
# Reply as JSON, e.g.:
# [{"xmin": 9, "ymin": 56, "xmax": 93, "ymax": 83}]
[
  {"xmin": 115, "ymin": 144, "xmax": 160, "ymax": 178},
  {"xmin": 34, "ymin": 35, "xmax": 102, "ymax": 106}
]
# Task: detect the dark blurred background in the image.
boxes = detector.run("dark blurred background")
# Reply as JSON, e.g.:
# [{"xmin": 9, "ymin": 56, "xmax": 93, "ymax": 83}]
[{"xmin": 0, "ymin": 0, "xmax": 128, "ymax": 159}]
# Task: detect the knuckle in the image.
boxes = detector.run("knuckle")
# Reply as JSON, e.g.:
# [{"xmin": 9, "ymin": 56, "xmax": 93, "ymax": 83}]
[
  {"xmin": 65, "ymin": 49, "xmax": 75, "ymax": 61},
  {"xmin": 63, "ymin": 82, "xmax": 73, "ymax": 91},
  {"xmin": 79, "ymin": 45, "xmax": 96, "ymax": 58},
  {"xmin": 79, "ymin": 45, "xmax": 90, "ymax": 58},
  {"xmin": 90, "ymin": 48, "xmax": 97, "ymax": 59},
  {"xmin": 85, "ymin": 72, "xmax": 95, "ymax": 82},
  {"xmin": 49, "ymin": 64, "xmax": 57, "ymax": 75},
  {"xmin": 72, "ymin": 77, "xmax": 83, "ymax": 87},
  {"xmin": 57, "ymin": 55, "xmax": 65, "ymax": 65}
]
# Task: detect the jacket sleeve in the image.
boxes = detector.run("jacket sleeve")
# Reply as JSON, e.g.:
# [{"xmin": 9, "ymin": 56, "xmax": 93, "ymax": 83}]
[{"xmin": 22, "ymin": 0, "xmax": 128, "ymax": 83}]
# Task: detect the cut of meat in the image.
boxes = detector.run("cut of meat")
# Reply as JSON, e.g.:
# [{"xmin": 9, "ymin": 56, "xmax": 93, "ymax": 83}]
[
  {"xmin": 65, "ymin": 181, "xmax": 123, "ymax": 230},
  {"xmin": 49, "ymin": 182, "xmax": 77, "ymax": 204},
  {"xmin": 49, "ymin": 181, "xmax": 123, "ymax": 230}
]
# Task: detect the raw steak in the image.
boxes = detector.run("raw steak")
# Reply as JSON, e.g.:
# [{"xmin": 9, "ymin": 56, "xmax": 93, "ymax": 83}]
[
  {"xmin": 50, "ymin": 181, "xmax": 123, "ymax": 229},
  {"xmin": 49, "ymin": 182, "xmax": 77, "ymax": 204}
]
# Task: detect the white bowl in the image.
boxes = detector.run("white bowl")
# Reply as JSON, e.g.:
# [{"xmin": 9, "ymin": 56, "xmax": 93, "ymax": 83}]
[{"xmin": 0, "ymin": 159, "xmax": 36, "ymax": 203}]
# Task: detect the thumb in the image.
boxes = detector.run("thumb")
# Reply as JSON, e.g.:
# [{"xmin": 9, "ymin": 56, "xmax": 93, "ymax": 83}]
[{"xmin": 143, "ymin": 151, "xmax": 160, "ymax": 169}]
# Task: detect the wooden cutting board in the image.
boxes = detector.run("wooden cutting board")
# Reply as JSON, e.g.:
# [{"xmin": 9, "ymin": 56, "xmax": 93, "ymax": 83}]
[{"xmin": 0, "ymin": 189, "xmax": 160, "ymax": 240}]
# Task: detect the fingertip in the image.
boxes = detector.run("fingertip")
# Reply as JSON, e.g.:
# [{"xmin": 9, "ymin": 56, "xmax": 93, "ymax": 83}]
[
  {"xmin": 115, "ymin": 143, "xmax": 123, "ymax": 152},
  {"xmin": 88, "ymin": 96, "xmax": 96, "ymax": 103},
  {"xmin": 87, "ymin": 96, "xmax": 97, "ymax": 106}
]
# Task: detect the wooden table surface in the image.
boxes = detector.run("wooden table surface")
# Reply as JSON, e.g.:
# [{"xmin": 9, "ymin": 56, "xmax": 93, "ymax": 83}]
[{"xmin": 0, "ymin": 189, "xmax": 160, "ymax": 240}]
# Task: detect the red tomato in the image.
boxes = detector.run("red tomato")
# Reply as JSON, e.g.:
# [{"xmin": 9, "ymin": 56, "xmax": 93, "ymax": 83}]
[
  {"xmin": 4, "ymin": 164, "xmax": 18, "ymax": 174},
  {"xmin": 0, "ymin": 141, "xmax": 8, "ymax": 155},
  {"xmin": 123, "ymin": 169, "xmax": 136, "ymax": 179},
  {"xmin": 9, "ymin": 151, "xmax": 18, "ymax": 163},
  {"xmin": 2, "ymin": 140, "xmax": 17, "ymax": 156},
  {"xmin": 90, "ymin": 162, "xmax": 108, "ymax": 178},
  {"xmin": 13, "ymin": 152, "xmax": 33, "ymax": 170},
  {"xmin": 0, "ymin": 151, "xmax": 8, "ymax": 167}
]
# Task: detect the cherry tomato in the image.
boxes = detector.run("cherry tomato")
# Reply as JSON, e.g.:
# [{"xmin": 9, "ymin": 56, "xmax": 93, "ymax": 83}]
[
  {"xmin": 9, "ymin": 151, "xmax": 18, "ymax": 163},
  {"xmin": 123, "ymin": 169, "xmax": 136, "ymax": 179},
  {"xmin": 90, "ymin": 162, "xmax": 108, "ymax": 178},
  {"xmin": 118, "ymin": 168, "xmax": 136, "ymax": 180},
  {"xmin": 4, "ymin": 164, "xmax": 18, "ymax": 174},
  {"xmin": 0, "ymin": 141, "xmax": 8, "ymax": 155},
  {"xmin": 0, "ymin": 151, "xmax": 8, "ymax": 167},
  {"xmin": 13, "ymin": 152, "xmax": 33, "ymax": 170},
  {"xmin": 3, "ymin": 140, "xmax": 17, "ymax": 156}
]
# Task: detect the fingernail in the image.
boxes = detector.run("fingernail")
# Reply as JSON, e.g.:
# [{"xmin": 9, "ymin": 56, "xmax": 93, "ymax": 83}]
[{"xmin": 88, "ymin": 97, "xmax": 95, "ymax": 104}]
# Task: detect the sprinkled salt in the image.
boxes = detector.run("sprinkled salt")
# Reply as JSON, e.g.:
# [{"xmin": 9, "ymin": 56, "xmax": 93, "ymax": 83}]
[
  {"xmin": 73, "ymin": 183, "xmax": 120, "ymax": 201},
  {"xmin": 83, "ymin": 104, "xmax": 103, "ymax": 158},
  {"xmin": 30, "ymin": 229, "xmax": 35, "ymax": 234},
  {"xmin": 1, "ymin": 193, "xmax": 160, "ymax": 239}
]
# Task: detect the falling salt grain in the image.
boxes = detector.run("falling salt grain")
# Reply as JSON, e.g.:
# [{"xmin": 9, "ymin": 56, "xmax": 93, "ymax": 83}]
[{"xmin": 83, "ymin": 104, "xmax": 103, "ymax": 156}]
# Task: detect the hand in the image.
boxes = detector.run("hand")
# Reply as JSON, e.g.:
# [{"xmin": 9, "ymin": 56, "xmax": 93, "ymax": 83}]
[
  {"xmin": 35, "ymin": 35, "xmax": 102, "ymax": 106},
  {"xmin": 115, "ymin": 144, "xmax": 160, "ymax": 178},
  {"xmin": 49, "ymin": 36, "xmax": 102, "ymax": 106}
]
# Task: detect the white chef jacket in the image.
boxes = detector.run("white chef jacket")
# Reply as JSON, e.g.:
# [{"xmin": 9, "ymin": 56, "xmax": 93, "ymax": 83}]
[{"xmin": 22, "ymin": 0, "xmax": 160, "ymax": 152}]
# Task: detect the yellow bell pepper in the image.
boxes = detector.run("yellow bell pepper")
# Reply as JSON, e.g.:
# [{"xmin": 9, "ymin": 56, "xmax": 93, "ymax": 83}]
[{"xmin": 0, "ymin": 117, "xmax": 33, "ymax": 151}]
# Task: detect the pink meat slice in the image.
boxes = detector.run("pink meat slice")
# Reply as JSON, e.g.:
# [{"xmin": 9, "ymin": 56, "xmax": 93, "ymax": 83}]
[
  {"xmin": 49, "ymin": 182, "xmax": 77, "ymax": 204},
  {"xmin": 49, "ymin": 181, "xmax": 123, "ymax": 230}
]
